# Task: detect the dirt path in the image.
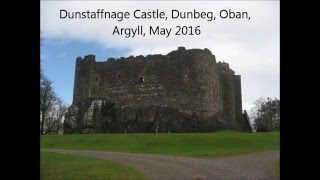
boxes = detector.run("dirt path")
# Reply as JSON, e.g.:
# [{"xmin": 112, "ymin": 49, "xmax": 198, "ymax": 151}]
[{"xmin": 42, "ymin": 149, "xmax": 279, "ymax": 180}]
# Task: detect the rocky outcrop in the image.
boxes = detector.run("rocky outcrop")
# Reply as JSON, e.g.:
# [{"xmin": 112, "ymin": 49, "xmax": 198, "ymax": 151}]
[{"xmin": 64, "ymin": 98, "xmax": 232, "ymax": 134}]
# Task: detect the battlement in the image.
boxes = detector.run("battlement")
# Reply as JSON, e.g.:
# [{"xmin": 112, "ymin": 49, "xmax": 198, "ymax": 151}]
[
  {"xmin": 76, "ymin": 47, "xmax": 214, "ymax": 65},
  {"xmin": 217, "ymin": 61, "xmax": 235, "ymax": 74},
  {"xmin": 68, "ymin": 47, "xmax": 250, "ymax": 133},
  {"xmin": 76, "ymin": 54, "xmax": 96, "ymax": 64}
]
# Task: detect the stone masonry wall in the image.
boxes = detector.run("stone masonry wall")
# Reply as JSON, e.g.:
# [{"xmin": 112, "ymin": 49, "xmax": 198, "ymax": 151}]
[{"xmin": 66, "ymin": 47, "xmax": 252, "ymax": 133}]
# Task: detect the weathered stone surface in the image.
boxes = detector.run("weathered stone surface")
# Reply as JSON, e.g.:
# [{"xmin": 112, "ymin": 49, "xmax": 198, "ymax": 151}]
[{"xmin": 64, "ymin": 47, "xmax": 252, "ymax": 133}]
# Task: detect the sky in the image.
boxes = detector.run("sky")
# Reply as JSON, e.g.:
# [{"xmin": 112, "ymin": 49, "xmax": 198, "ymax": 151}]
[{"xmin": 40, "ymin": 1, "xmax": 279, "ymax": 112}]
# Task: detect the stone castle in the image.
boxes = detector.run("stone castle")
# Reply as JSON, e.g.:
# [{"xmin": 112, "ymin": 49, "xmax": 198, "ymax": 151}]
[{"xmin": 64, "ymin": 47, "xmax": 252, "ymax": 134}]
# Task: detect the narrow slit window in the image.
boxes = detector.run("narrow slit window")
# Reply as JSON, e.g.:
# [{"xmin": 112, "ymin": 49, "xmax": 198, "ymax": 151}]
[
  {"xmin": 95, "ymin": 77, "xmax": 98, "ymax": 82},
  {"xmin": 140, "ymin": 77, "xmax": 144, "ymax": 83}
]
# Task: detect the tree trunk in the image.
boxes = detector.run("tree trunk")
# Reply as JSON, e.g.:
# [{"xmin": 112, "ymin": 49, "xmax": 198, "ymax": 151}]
[{"xmin": 40, "ymin": 112, "xmax": 45, "ymax": 135}]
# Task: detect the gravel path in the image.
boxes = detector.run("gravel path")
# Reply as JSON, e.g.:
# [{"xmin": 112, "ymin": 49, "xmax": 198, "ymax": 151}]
[{"xmin": 42, "ymin": 149, "xmax": 279, "ymax": 180}]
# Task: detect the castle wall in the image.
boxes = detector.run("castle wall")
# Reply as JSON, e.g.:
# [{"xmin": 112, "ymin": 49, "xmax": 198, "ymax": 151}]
[
  {"xmin": 234, "ymin": 75, "xmax": 243, "ymax": 130},
  {"xmin": 73, "ymin": 55, "xmax": 95, "ymax": 105},
  {"xmin": 219, "ymin": 73, "xmax": 236, "ymax": 127},
  {"xmin": 73, "ymin": 47, "xmax": 222, "ymax": 119},
  {"xmin": 67, "ymin": 47, "xmax": 251, "ymax": 133}
]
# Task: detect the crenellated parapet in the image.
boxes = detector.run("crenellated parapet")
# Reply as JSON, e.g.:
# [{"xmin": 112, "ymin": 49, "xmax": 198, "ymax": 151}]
[
  {"xmin": 66, "ymin": 47, "xmax": 252, "ymax": 134},
  {"xmin": 217, "ymin": 61, "xmax": 235, "ymax": 74}
]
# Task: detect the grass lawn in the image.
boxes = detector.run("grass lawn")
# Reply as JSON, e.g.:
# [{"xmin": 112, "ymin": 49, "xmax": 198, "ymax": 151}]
[
  {"xmin": 272, "ymin": 159, "xmax": 280, "ymax": 176},
  {"xmin": 41, "ymin": 151, "xmax": 147, "ymax": 180},
  {"xmin": 41, "ymin": 130, "xmax": 279, "ymax": 158}
]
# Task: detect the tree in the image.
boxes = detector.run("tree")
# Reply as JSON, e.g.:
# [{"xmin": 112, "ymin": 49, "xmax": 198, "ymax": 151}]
[
  {"xmin": 44, "ymin": 99, "xmax": 68, "ymax": 135},
  {"xmin": 250, "ymin": 97, "xmax": 280, "ymax": 132},
  {"xmin": 53, "ymin": 100, "xmax": 68, "ymax": 134},
  {"xmin": 40, "ymin": 74, "xmax": 68, "ymax": 134}
]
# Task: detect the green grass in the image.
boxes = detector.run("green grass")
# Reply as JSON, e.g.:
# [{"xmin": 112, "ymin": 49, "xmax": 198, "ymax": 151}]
[
  {"xmin": 41, "ymin": 130, "xmax": 279, "ymax": 158},
  {"xmin": 41, "ymin": 151, "xmax": 147, "ymax": 180},
  {"xmin": 272, "ymin": 159, "xmax": 280, "ymax": 176}
]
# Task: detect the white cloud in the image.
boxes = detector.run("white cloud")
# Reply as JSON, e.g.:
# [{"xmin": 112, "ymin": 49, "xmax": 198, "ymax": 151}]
[{"xmin": 41, "ymin": 1, "xmax": 280, "ymax": 111}]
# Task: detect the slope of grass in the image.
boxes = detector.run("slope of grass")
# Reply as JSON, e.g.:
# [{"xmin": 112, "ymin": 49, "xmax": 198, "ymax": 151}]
[
  {"xmin": 41, "ymin": 151, "xmax": 147, "ymax": 180},
  {"xmin": 41, "ymin": 130, "xmax": 279, "ymax": 158}
]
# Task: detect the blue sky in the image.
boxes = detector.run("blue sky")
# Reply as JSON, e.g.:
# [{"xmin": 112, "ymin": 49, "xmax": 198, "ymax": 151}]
[{"xmin": 41, "ymin": 38, "xmax": 131, "ymax": 105}]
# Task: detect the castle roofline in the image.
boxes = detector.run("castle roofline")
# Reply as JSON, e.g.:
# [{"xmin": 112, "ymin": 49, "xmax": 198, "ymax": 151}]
[
  {"xmin": 217, "ymin": 61, "xmax": 235, "ymax": 74},
  {"xmin": 76, "ymin": 47, "xmax": 215, "ymax": 63},
  {"xmin": 76, "ymin": 54, "xmax": 96, "ymax": 63}
]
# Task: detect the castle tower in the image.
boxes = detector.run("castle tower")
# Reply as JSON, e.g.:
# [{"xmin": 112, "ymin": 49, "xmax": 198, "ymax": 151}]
[
  {"xmin": 73, "ymin": 54, "xmax": 95, "ymax": 105},
  {"xmin": 217, "ymin": 62, "xmax": 242, "ymax": 129},
  {"xmin": 65, "ymin": 48, "xmax": 251, "ymax": 133}
]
